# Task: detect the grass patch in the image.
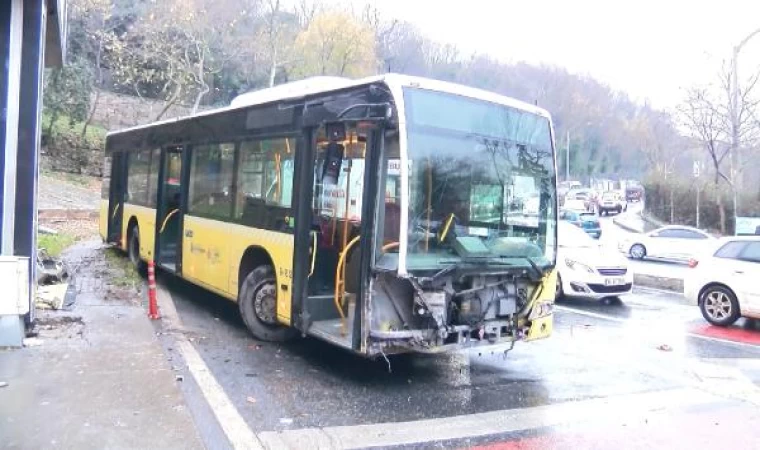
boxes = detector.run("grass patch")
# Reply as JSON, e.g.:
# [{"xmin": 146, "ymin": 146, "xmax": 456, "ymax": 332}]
[
  {"xmin": 42, "ymin": 113, "xmax": 107, "ymax": 144},
  {"xmin": 104, "ymin": 248, "xmax": 142, "ymax": 290},
  {"xmin": 37, "ymin": 232, "xmax": 76, "ymax": 257}
]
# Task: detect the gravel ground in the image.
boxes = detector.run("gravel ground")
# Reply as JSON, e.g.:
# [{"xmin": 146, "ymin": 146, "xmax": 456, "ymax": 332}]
[{"xmin": 38, "ymin": 172, "xmax": 101, "ymax": 211}]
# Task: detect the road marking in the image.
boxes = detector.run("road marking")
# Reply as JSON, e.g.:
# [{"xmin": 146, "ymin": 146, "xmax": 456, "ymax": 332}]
[
  {"xmin": 555, "ymin": 304, "xmax": 760, "ymax": 350},
  {"xmin": 259, "ymin": 388, "xmax": 717, "ymax": 449},
  {"xmin": 156, "ymin": 283, "xmax": 264, "ymax": 450}
]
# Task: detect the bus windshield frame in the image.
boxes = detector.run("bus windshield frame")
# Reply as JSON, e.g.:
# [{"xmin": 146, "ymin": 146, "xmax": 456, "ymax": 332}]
[{"xmin": 396, "ymin": 87, "xmax": 558, "ymax": 274}]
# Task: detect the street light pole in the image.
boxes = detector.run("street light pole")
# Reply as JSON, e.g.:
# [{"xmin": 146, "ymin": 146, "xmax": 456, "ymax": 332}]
[
  {"xmin": 565, "ymin": 130, "xmax": 570, "ymax": 181},
  {"xmin": 730, "ymin": 27, "xmax": 760, "ymax": 233}
]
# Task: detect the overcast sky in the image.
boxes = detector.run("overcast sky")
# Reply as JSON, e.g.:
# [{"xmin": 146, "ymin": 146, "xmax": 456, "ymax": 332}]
[{"xmin": 347, "ymin": 0, "xmax": 760, "ymax": 109}]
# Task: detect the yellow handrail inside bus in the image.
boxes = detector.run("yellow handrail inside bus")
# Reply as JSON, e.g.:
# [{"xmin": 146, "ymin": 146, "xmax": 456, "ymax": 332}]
[
  {"xmin": 159, "ymin": 209, "xmax": 179, "ymax": 234},
  {"xmin": 334, "ymin": 235, "xmax": 360, "ymax": 327},
  {"xmin": 111, "ymin": 203, "xmax": 121, "ymax": 219},
  {"xmin": 439, "ymin": 213, "xmax": 455, "ymax": 243},
  {"xmin": 308, "ymin": 231, "xmax": 318, "ymax": 278},
  {"xmin": 382, "ymin": 242, "xmax": 399, "ymax": 252}
]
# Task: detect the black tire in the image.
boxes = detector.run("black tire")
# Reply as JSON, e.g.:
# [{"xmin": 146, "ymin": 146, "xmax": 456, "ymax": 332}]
[
  {"xmin": 629, "ymin": 243, "xmax": 646, "ymax": 260},
  {"xmin": 699, "ymin": 285, "xmax": 741, "ymax": 327},
  {"xmin": 555, "ymin": 273, "xmax": 564, "ymax": 301},
  {"xmin": 616, "ymin": 206, "xmax": 622, "ymax": 214},
  {"xmin": 239, "ymin": 266, "xmax": 297, "ymax": 342},
  {"xmin": 128, "ymin": 225, "xmax": 146, "ymax": 272}
]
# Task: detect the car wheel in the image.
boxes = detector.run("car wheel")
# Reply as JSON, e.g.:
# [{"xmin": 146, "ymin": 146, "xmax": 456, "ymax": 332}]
[
  {"xmin": 700, "ymin": 286, "xmax": 741, "ymax": 327},
  {"xmin": 555, "ymin": 273, "xmax": 564, "ymax": 300},
  {"xmin": 629, "ymin": 243, "xmax": 646, "ymax": 259},
  {"xmin": 617, "ymin": 206, "xmax": 622, "ymax": 214},
  {"xmin": 239, "ymin": 266, "xmax": 298, "ymax": 342}
]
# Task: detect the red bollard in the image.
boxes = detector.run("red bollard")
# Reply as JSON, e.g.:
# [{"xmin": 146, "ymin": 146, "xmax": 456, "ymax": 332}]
[{"xmin": 147, "ymin": 260, "xmax": 160, "ymax": 320}]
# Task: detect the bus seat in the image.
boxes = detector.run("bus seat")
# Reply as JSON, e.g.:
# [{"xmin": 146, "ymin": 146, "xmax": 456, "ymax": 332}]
[{"xmin": 242, "ymin": 197, "xmax": 267, "ymax": 226}]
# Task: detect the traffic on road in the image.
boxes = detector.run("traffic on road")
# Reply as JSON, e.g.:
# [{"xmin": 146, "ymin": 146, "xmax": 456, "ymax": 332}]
[{"xmin": 150, "ymin": 189, "xmax": 760, "ymax": 449}]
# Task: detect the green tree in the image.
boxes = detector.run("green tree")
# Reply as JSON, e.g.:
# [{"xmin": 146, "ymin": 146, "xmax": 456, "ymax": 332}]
[{"xmin": 290, "ymin": 12, "xmax": 377, "ymax": 79}]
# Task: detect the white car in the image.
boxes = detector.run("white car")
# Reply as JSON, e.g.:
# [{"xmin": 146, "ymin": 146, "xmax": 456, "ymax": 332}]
[
  {"xmin": 598, "ymin": 192, "xmax": 627, "ymax": 216},
  {"xmin": 619, "ymin": 225, "xmax": 715, "ymax": 262},
  {"xmin": 685, "ymin": 237, "xmax": 760, "ymax": 326},
  {"xmin": 557, "ymin": 222, "xmax": 633, "ymax": 300}
]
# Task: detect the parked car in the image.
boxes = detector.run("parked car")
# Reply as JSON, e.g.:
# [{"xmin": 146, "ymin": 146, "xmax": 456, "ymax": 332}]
[
  {"xmin": 619, "ymin": 225, "xmax": 715, "ymax": 262},
  {"xmin": 598, "ymin": 191, "xmax": 627, "ymax": 216},
  {"xmin": 684, "ymin": 237, "xmax": 760, "ymax": 326},
  {"xmin": 556, "ymin": 222, "xmax": 633, "ymax": 300},
  {"xmin": 561, "ymin": 208, "xmax": 602, "ymax": 239}
]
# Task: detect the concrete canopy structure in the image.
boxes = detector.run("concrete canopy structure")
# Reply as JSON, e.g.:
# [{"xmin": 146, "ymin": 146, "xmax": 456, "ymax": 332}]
[{"xmin": 0, "ymin": 0, "xmax": 67, "ymax": 347}]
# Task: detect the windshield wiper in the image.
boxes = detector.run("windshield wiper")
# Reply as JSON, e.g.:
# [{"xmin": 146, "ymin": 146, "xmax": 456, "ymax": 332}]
[{"xmin": 524, "ymin": 256, "xmax": 544, "ymax": 280}]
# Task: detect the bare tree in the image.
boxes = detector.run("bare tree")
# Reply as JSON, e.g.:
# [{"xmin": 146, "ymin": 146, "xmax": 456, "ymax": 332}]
[{"xmin": 679, "ymin": 88, "xmax": 733, "ymax": 233}]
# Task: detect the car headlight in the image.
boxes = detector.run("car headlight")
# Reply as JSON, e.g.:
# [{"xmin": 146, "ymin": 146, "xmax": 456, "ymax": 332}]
[{"xmin": 565, "ymin": 258, "xmax": 594, "ymax": 273}]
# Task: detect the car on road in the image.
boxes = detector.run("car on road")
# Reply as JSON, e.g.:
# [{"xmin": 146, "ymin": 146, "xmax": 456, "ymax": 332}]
[
  {"xmin": 625, "ymin": 185, "xmax": 644, "ymax": 202},
  {"xmin": 619, "ymin": 225, "xmax": 715, "ymax": 262},
  {"xmin": 556, "ymin": 222, "xmax": 633, "ymax": 300},
  {"xmin": 565, "ymin": 188, "xmax": 597, "ymax": 212},
  {"xmin": 685, "ymin": 237, "xmax": 760, "ymax": 326},
  {"xmin": 598, "ymin": 191, "xmax": 627, "ymax": 216},
  {"xmin": 561, "ymin": 208, "xmax": 602, "ymax": 239}
]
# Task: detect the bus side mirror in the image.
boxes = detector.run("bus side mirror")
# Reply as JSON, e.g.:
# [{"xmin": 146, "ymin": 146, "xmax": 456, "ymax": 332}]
[{"xmin": 321, "ymin": 142, "xmax": 344, "ymax": 185}]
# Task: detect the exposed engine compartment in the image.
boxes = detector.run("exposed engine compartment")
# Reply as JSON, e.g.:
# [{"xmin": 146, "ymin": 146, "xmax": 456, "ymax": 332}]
[{"xmin": 368, "ymin": 270, "xmax": 536, "ymax": 353}]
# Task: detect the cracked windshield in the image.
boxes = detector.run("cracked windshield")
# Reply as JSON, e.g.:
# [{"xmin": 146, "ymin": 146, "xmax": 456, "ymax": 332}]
[
  {"xmin": 5, "ymin": 0, "xmax": 760, "ymax": 449},
  {"xmin": 403, "ymin": 88, "xmax": 556, "ymax": 270}
]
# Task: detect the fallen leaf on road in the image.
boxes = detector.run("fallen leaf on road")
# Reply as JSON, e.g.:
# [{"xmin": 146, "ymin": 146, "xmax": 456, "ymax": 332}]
[{"xmin": 246, "ymin": 396, "xmax": 256, "ymax": 404}]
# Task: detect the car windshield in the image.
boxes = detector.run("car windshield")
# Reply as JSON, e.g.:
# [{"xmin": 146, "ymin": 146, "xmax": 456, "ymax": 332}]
[{"xmin": 402, "ymin": 87, "xmax": 556, "ymax": 271}]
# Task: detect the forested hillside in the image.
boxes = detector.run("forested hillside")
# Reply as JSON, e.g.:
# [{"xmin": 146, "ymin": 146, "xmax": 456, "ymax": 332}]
[{"xmin": 44, "ymin": 0, "xmax": 688, "ymax": 181}]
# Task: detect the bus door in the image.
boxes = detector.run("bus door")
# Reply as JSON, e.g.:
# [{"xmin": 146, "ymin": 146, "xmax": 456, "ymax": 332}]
[
  {"xmin": 292, "ymin": 122, "xmax": 383, "ymax": 351},
  {"xmin": 106, "ymin": 152, "xmax": 128, "ymax": 245},
  {"xmin": 155, "ymin": 146, "xmax": 185, "ymax": 272}
]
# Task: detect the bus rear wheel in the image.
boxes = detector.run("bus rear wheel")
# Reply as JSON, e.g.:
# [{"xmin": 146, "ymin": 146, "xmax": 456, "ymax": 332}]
[
  {"xmin": 128, "ymin": 225, "xmax": 146, "ymax": 272},
  {"xmin": 239, "ymin": 266, "xmax": 296, "ymax": 342}
]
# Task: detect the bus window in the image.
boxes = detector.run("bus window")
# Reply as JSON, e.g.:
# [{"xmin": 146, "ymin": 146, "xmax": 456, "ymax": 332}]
[
  {"xmin": 236, "ymin": 137, "xmax": 296, "ymax": 222},
  {"xmin": 188, "ymin": 143, "xmax": 235, "ymax": 219},
  {"xmin": 127, "ymin": 149, "xmax": 151, "ymax": 205},
  {"xmin": 146, "ymin": 148, "xmax": 161, "ymax": 207}
]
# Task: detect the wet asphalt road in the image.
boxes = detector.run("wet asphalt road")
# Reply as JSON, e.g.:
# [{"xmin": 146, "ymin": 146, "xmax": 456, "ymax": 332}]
[{"xmin": 157, "ymin": 273, "xmax": 760, "ymax": 439}]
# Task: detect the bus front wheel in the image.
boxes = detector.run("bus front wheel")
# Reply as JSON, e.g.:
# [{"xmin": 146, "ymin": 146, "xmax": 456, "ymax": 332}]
[{"xmin": 239, "ymin": 266, "xmax": 297, "ymax": 342}]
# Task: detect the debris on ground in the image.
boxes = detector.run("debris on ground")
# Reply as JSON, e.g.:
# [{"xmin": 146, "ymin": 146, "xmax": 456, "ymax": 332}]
[
  {"xmin": 657, "ymin": 344, "xmax": 673, "ymax": 352},
  {"xmin": 22, "ymin": 337, "xmax": 44, "ymax": 347},
  {"xmin": 246, "ymin": 396, "xmax": 257, "ymax": 404},
  {"xmin": 36, "ymin": 249, "xmax": 68, "ymax": 285},
  {"xmin": 36, "ymin": 283, "xmax": 69, "ymax": 310}
]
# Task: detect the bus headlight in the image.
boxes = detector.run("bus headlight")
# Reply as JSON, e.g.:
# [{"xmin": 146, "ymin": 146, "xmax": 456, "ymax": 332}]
[{"xmin": 529, "ymin": 301, "xmax": 553, "ymax": 320}]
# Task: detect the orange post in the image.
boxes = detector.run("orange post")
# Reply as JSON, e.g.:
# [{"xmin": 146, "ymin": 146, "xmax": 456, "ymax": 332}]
[{"xmin": 147, "ymin": 260, "xmax": 160, "ymax": 320}]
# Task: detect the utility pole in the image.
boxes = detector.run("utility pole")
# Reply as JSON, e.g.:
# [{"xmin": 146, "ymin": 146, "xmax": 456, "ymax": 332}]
[
  {"xmin": 565, "ymin": 130, "xmax": 570, "ymax": 181},
  {"xmin": 694, "ymin": 160, "xmax": 701, "ymax": 228}
]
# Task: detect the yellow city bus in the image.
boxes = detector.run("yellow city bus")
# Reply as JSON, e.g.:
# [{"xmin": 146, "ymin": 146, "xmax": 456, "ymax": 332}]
[{"xmin": 99, "ymin": 74, "xmax": 559, "ymax": 356}]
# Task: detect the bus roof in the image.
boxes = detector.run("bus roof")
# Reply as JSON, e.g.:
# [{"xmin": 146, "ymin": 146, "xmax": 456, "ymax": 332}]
[{"xmin": 106, "ymin": 74, "xmax": 552, "ymax": 139}]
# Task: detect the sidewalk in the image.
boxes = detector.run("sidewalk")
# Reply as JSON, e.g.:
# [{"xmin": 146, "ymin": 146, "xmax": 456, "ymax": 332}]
[{"xmin": 0, "ymin": 240, "xmax": 203, "ymax": 449}]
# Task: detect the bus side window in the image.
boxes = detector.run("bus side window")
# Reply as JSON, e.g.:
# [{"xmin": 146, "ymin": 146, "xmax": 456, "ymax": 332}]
[{"xmin": 237, "ymin": 137, "xmax": 295, "ymax": 229}]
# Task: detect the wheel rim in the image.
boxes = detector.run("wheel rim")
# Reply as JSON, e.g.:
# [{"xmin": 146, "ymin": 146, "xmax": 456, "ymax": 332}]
[
  {"xmin": 253, "ymin": 280, "xmax": 278, "ymax": 325},
  {"xmin": 631, "ymin": 245, "xmax": 644, "ymax": 258},
  {"xmin": 704, "ymin": 291, "xmax": 732, "ymax": 321}
]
